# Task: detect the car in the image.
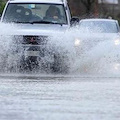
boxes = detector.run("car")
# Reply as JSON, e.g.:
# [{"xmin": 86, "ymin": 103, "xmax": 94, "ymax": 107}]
[
  {"xmin": 0, "ymin": 0, "xmax": 78, "ymax": 73},
  {"xmin": 72, "ymin": 18, "xmax": 120, "ymax": 73},
  {"xmin": 74, "ymin": 18, "xmax": 120, "ymax": 55}
]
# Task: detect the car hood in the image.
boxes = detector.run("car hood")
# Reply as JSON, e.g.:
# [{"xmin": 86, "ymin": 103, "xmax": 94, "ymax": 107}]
[
  {"xmin": 0, "ymin": 23, "xmax": 69, "ymax": 36},
  {"xmin": 75, "ymin": 33, "xmax": 120, "ymax": 52},
  {"xmin": 78, "ymin": 33, "xmax": 120, "ymax": 41}
]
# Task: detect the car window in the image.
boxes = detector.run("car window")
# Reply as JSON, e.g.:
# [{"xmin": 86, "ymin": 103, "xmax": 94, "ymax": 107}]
[
  {"xmin": 79, "ymin": 21, "xmax": 119, "ymax": 33},
  {"xmin": 3, "ymin": 3, "xmax": 67, "ymax": 24}
]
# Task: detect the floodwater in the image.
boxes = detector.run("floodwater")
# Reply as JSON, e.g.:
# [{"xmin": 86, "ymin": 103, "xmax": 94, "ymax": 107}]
[
  {"xmin": 0, "ymin": 23, "xmax": 120, "ymax": 120},
  {"xmin": 0, "ymin": 74, "xmax": 120, "ymax": 120}
]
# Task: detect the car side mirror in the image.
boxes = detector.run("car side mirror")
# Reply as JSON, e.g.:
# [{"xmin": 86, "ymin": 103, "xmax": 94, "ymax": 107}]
[{"xmin": 70, "ymin": 17, "xmax": 79, "ymax": 26}]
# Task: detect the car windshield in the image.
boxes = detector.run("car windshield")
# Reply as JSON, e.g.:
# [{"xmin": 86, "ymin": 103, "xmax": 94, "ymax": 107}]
[
  {"xmin": 79, "ymin": 21, "xmax": 119, "ymax": 33},
  {"xmin": 3, "ymin": 3, "xmax": 67, "ymax": 24}
]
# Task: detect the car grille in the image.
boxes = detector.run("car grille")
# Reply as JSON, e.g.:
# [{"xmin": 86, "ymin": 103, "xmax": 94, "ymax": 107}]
[{"xmin": 13, "ymin": 35, "xmax": 48, "ymax": 45}]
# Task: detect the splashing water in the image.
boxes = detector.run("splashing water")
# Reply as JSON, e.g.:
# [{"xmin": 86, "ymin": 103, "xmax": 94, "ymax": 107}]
[
  {"xmin": 67, "ymin": 26, "xmax": 120, "ymax": 76},
  {"xmin": 0, "ymin": 23, "xmax": 18, "ymax": 72},
  {"xmin": 0, "ymin": 22, "xmax": 120, "ymax": 76}
]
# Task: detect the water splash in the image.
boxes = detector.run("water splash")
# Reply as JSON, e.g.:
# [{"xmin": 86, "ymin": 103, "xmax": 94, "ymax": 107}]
[
  {"xmin": 68, "ymin": 26, "xmax": 120, "ymax": 76},
  {"xmin": 0, "ymin": 22, "xmax": 120, "ymax": 76}
]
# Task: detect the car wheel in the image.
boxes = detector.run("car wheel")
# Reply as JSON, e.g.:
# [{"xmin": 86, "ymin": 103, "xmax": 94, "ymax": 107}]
[
  {"xmin": 51, "ymin": 54, "xmax": 69, "ymax": 74},
  {"xmin": 19, "ymin": 56, "xmax": 39, "ymax": 72}
]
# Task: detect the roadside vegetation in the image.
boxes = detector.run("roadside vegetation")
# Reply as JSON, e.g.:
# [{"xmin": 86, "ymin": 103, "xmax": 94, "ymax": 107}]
[{"xmin": 0, "ymin": 0, "xmax": 6, "ymax": 15}]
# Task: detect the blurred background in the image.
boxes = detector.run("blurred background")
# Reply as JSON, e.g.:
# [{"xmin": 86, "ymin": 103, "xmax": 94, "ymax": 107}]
[
  {"xmin": 68, "ymin": 0, "xmax": 120, "ymax": 19},
  {"xmin": 0, "ymin": 0, "xmax": 120, "ymax": 21}
]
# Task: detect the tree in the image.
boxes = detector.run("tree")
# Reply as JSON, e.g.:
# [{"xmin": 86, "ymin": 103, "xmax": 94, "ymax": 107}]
[
  {"xmin": 68, "ymin": 0, "xmax": 81, "ymax": 16},
  {"xmin": 68, "ymin": 0, "xmax": 97, "ymax": 17},
  {"xmin": 0, "ymin": 0, "xmax": 5, "ymax": 15},
  {"xmin": 68, "ymin": 0, "xmax": 88, "ymax": 17},
  {"xmin": 81, "ymin": 0, "xmax": 95, "ymax": 15}
]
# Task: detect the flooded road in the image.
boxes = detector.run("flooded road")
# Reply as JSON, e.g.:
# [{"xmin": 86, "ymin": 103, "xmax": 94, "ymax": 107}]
[
  {"xmin": 0, "ymin": 74, "xmax": 120, "ymax": 120},
  {"xmin": 1, "ymin": 11, "xmax": 120, "ymax": 120}
]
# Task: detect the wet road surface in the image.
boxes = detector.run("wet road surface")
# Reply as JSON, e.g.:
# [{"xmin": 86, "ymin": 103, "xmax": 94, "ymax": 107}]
[{"xmin": 0, "ymin": 74, "xmax": 120, "ymax": 120}]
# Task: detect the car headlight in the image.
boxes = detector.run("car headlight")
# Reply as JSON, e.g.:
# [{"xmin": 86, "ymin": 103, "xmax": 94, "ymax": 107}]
[
  {"xmin": 114, "ymin": 63, "xmax": 120, "ymax": 70},
  {"xmin": 75, "ymin": 38, "xmax": 81, "ymax": 47},
  {"xmin": 114, "ymin": 38, "xmax": 120, "ymax": 45}
]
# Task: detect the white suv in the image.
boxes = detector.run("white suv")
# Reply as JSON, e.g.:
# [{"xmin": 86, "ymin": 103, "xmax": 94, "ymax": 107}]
[{"xmin": 1, "ymin": 0, "xmax": 75, "ymax": 73}]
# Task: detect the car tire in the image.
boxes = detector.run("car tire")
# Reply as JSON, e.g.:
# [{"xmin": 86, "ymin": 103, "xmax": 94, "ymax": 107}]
[{"xmin": 51, "ymin": 54, "xmax": 69, "ymax": 74}]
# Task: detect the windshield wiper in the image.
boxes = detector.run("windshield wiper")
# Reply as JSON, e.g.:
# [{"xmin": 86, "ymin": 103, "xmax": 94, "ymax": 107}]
[
  {"xmin": 12, "ymin": 20, "xmax": 63, "ymax": 26},
  {"xmin": 12, "ymin": 21, "xmax": 31, "ymax": 24},
  {"xmin": 30, "ymin": 20, "xmax": 63, "ymax": 26}
]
